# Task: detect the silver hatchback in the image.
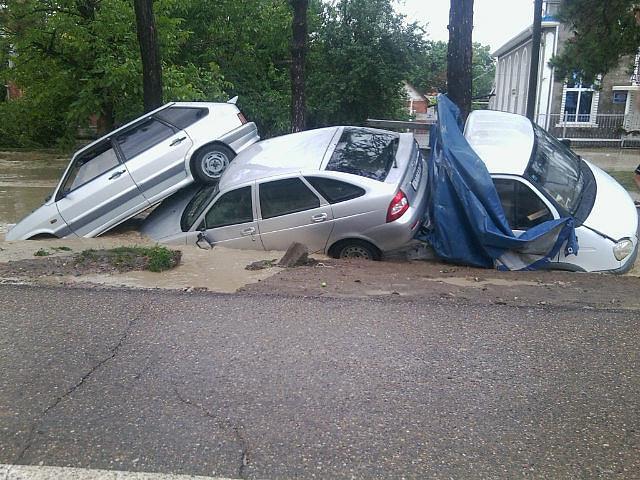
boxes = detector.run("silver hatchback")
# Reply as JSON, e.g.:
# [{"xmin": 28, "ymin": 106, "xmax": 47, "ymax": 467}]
[
  {"xmin": 6, "ymin": 100, "xmax": 259, "ymax": 240},
  {"xmin": 141, "ymin": 126, "xmax": 428, "ymax": 259}
]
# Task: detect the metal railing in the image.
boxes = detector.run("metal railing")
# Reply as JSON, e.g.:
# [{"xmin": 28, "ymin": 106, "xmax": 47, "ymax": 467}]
[
  {"xmin": 366, "ymin": 119, "xmax": 434, "ymax": 149},
  {"xmin": 538, "ymin": 113, "xmax": 640, "ymax": 147}
]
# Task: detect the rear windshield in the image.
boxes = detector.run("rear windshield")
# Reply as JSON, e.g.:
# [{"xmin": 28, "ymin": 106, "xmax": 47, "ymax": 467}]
[
  {"xmin": 326, "ymin": 128, "xmax": 399, "ymax": 181},
  {"xmin": 181, "ymin": 184, "xmax": 218, "ymax": 231},
  {"xmin": 526, "ymin": 125, "xmax": 585, "ymax": 215}
]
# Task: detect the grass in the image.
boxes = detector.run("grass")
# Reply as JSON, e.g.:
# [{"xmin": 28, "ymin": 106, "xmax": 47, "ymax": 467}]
[
  {"xmin": 34, "ymin": 248, "xmax": 51, "ymax": 257},
  {"xmin": 77, "ymin": 245, "xmax": 181, "ymax": 272}
]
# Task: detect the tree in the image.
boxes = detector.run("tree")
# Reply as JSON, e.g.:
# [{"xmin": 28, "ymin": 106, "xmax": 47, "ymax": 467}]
[
  {"xmin": 407, "ymin": 41, "xmax": 494, "ymax": 98},
  {"xmin": 290, "ymin": 0, "xmax": 308, "ymax": 132},
  {"xmin": 133, "ymin": 0, "xmax": 163, "ymax": 112},
  {"xmin": 306, "ymin": 0, "xmax": 424, "ymax": 127},
  {"xmin": 551, "ymin": 0, "xmax": 640, "ymax": 82},
  {"xmin": 447, "ymin": 0, "xmax": 474, "ymax": 120}
]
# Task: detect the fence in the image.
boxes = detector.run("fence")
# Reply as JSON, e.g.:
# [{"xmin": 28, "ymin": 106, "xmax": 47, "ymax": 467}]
[
  {"xmin": 366, "ymin": 119, "xmax": 434, "ymax": 150},
  {"xmin": 539, "ymin": 113, "xmax": 640, "ymax": 148},
  {"xmin": 368, "ymin": 113, "xmax": 640, "ymax": 149}
]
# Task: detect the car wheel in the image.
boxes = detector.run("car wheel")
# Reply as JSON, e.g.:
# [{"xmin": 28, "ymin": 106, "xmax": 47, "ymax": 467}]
[
  {"xmin": 192, "ymin": 144, "xmax": 236, "ymax": 184},
  {"xmin": 335, "ymin": 240, "xmax": 381, "ymax": 261}
]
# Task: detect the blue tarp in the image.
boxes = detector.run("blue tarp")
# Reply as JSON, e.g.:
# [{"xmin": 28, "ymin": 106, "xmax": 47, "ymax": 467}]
[{"xmin": 417, "ymin": 95, "xmax": 578, "ymax": 270}]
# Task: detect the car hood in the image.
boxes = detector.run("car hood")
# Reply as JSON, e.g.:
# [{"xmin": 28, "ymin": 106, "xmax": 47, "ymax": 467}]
[
  {"xmin": 140, "ymin": 185, "xmax": 199, "ymax": 241},
  {"xmin": 582, "ymin": 161, "xmax": 638, "ymax": 241}
]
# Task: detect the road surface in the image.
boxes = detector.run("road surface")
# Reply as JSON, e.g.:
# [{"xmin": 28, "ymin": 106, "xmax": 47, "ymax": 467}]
[{"xmin": 1, "ymin": 285, "xmax": 639, "ymax": 478}]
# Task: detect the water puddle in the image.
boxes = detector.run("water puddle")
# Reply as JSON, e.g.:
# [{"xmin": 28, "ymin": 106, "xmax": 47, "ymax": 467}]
[{"xmin": 0, "ymin": 150, "xmax": 68, "ymax": 230}]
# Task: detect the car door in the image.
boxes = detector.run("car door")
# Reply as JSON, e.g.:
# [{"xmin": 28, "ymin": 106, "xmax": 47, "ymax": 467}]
[
  {"xmin": 493, "ymin": 177, "xmax": 558, "ymax": 256},
  {"xmin": 55, "ymin": 139, "xmax": 148, "ymax": 237},
  {"xmin": 190, "ymin": 185, "xmax": 263, "ymax": 250},
  {"xmin": 257, "ymin": 177, "xmax": 334, "ymax": 253},
  {"xmin": 115, "ymin": 116, "xmax": 193, "ymax": 205}
]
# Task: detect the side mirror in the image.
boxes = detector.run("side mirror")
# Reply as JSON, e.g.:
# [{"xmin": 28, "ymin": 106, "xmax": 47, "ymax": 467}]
[{"xmin": 560, "ymin": 138, "xmax": 572, "ymax": 148}]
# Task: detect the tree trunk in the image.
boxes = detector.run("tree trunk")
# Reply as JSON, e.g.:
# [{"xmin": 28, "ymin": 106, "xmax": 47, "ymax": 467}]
[
  {"xmin": 290, "ymin": 0, "xmax": 308, "ymax": 132},
  {"xmin": 447, "ymin": 0, "xmax": 474, "ymax": 121},
  {"xmin": 133, "ymin": 0, "xmax": 163, "ymax": 112}
]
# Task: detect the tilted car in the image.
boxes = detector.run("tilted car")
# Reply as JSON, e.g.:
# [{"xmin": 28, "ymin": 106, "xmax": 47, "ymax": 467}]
[
  {"xmin": 465, "ymin": 109, "xmax": 638, "ymax": 273},
  {"xmin": 141, "ymin": 126, "xmax": 428, "ymax": 260},
  {"xmin": 5, "ymin": 100, "xmax": 259, "ymax": 240}
]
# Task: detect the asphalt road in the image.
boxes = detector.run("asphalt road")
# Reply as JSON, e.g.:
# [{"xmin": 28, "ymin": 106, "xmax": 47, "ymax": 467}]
[{"xmin": 1, "ymin": 285, "xmax": 639, "ymax": 479}]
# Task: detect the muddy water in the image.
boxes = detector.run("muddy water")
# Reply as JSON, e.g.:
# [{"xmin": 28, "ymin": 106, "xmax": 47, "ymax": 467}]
[{"xmin": 0, "ymin": 150, "xmax": 69, "ymax": 232}]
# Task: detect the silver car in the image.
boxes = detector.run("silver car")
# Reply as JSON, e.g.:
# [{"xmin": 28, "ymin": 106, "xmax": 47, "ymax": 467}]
[
  {"xmin": 141, "ymin": 126, "xmax": 428, "ymax": 260},
  {"xmin": 6, "ymin": 100, "xmax": 259, "ymax": 240}
]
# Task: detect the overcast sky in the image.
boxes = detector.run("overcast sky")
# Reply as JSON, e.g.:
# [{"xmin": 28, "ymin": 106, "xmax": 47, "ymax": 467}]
[{"xmin": 395, "ymin": 0, "xmax": 535, "ymax": 52}]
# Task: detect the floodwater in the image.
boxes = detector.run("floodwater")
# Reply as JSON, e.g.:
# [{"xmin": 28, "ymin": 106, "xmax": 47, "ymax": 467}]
[{"xmin": 0, "ymin": 150, "xmax": 69, "ymax": 232}]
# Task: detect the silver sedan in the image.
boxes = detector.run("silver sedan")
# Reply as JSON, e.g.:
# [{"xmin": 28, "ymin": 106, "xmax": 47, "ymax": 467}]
[{"xmin": 141, "ymin": 126, "xmax": 428, "ymax": 260}]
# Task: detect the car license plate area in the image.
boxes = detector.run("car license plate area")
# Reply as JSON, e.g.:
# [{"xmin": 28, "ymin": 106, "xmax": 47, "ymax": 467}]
[{"xmin": 411, "ymin": 161, "xmax": 423, "ymax": 191}]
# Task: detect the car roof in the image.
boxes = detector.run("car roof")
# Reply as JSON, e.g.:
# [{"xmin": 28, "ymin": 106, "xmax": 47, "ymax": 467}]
[
  {"xmin": 464, "ymin": 110, "xmax": 535, "ymax": 176},
  {"xmin": 219, "ymin": 127, "xmax": 341, "ymax": 189}
]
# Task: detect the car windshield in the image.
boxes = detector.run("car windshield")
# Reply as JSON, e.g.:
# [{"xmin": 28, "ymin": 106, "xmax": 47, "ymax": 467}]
[
  {"xmin": 181, "ymin": 184, "xmax": 219, "ymax": 231},
  {"xmin": 326, "ymin": 128, "xmax": 399, "ymax": 181},
  {"xmin": 526, "ymin": 124, "xmax": 585, "ymax": 214}
]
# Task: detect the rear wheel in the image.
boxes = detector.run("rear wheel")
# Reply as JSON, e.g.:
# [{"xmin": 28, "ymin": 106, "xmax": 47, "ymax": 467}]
[
  {"xmin": 192, "ymin": 144, "xmax": 236, "ymax": 185},
  {"xmin": 333, "ymin": 240, "xmax": 381, "ymax": 261}
]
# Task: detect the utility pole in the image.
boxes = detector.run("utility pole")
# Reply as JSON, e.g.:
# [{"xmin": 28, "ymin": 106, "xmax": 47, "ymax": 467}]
[{"xmin": 526, "ymin": 0, "xmax": 543, "ymax": 121}]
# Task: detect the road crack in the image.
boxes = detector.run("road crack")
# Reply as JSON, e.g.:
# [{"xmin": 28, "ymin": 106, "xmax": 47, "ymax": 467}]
[
  {"xmin": 4, "ymin": 307, "xmax": 145, "ymax": 478},
  {"xmin": 173, "ymin": 387, "xmax": 250, "ymax": 479}
]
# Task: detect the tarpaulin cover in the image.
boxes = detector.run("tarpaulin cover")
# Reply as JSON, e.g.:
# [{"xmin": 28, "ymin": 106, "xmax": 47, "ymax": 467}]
[{"xmin": 417, "ymin": 95, "xmax": 578, "ymax": 270}]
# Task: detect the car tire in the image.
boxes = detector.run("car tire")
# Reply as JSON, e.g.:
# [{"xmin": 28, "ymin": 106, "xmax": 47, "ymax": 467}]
[
  {"xmin": 192, "ymin": 144, "xmax": 236, "ymax": 185},
  {"xmin": 333, "ymin": 240, "xmax": 381, "ymax": 261}
]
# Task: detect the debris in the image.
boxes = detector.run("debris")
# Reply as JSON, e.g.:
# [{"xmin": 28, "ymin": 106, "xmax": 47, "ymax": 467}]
[
  {"xmin": 278, "ymin": 242, "xmax": 309, "ymax": 268},
  {"xmin": 321, "ymin": 282, "xmax": 327, "ymax": 288},
  {"xmin": 245, "ymin": 259, "xmax": 278, "ymax": 271}
]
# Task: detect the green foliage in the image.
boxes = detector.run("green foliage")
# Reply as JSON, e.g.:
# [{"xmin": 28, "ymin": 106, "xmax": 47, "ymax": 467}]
[
  {"xmin": 0, "ymin": 0, "xmax": 485, "ymax": 146},
  {"xmin": 33, "ymin": 248, "xmax": 51, "ymax": 257},
  {"xmin": 77, "ymin": 245, "xmax": 181, "ymax": 272},
  {"xmin": 307, "ymin": 0, "xmax": 424, "ymax": 127},
  {"xmin": 551, "ymin": 0, "xmax": 640, "ymax": 83},
  {"xmin": 407, "ymin": 41, "xmax": 495, "ymax": 98}
]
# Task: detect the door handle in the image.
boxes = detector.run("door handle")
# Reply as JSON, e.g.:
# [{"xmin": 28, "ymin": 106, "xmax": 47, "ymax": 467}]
[
  {"xmin": 170, "ymin": 136, "xmax": 187, "ymax": 147},
  {"xmin": 108, "ymin": 169, "xmax": 126, "ymax": 180},
  {"xmin": 241, "ymin": 227, "xmax": 256, "ymax": 236},
  {"xmin": 311, "ymin": 213, "xmax": 328, "ymax": 223}
]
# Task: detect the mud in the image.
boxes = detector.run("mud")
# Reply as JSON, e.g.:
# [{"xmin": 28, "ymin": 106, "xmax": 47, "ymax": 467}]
[{"xmin": 241, "ymin": 258, "xmax": 640, "ymax": 311}]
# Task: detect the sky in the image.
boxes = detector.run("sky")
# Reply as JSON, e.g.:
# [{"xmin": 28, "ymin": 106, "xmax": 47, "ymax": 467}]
[{"xmin": 395, "ymin": 0, "xmax": 535, "ymax": 52}]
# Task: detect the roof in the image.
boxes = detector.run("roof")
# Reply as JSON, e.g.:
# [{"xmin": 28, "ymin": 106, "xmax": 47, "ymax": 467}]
[
  {"xmin": 492, "ymin": 20, "xmax": 559, "ymax": 58},
  {"xmin": 464, "ymin": 110, "xmax": 535, "ymax": 176},
  {"xmin": 218, "ymin": 127, "xmax": 340, "ymax": 189}
]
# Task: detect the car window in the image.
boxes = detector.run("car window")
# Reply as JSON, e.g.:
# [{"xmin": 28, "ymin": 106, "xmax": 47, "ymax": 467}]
[
  {"xmin": 259, "ymin": 178, "xmax": 320, "ymax": 219},
  {"xmin": 201, "ymin": 186, "xmax": 253, "ymax": 229},
  {"xmin": 181, "ymin": 185, "xmax": 219, "ymax": 231},
  {"xmin": 326, "ymin": 128, "xmax": 399, "ymax": 181},
  {"xmin": 115, "ymin": 118, "xmax": 175, "ymax": 161},
  {"xmin": 305, "ymin": 177, "xmax": 365, "ymax": 204},
  {"xmin": 527, "ymin": 124, "xmax": 585, "ymax": 214},
  {"xmin": 155, "ymin": 107, "xmax": 208, "ymax": 130},
  {"xmin": 494, "ymin": 178, "xmax": 553, "ymax": 230},
  {"xmin": 61, "ymin": 142, "xmax": 120, "ymax": 193}
]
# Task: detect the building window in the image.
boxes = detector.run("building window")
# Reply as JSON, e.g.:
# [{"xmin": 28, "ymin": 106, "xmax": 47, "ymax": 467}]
[
  {"xmin": 613, "ymin": 91, "xmax": 628, "ymax": 104},
  {"xmin": 559, "ymin": 76, "xmax": 599, "ymax": 125}
]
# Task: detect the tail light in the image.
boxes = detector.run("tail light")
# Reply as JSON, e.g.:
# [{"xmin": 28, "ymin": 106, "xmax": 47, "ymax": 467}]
[
  {"xmin": 386, "ymin": 190, "xmax": 409, "ymax": 223},
  {"xmin": 237, "ymin": 112, "xmax": 248, "ymax": 124}
]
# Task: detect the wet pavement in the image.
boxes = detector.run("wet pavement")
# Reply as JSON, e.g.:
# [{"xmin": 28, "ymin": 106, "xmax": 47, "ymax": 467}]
[{"xmin": 1, "ymin": 284, "xmax": 639, "ymax": 479}]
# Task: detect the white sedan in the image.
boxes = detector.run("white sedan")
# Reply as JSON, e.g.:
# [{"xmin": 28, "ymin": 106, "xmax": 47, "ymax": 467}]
[{"xmin": 465, "ymin": 110, "xmax": 638, "ymax": 273}]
